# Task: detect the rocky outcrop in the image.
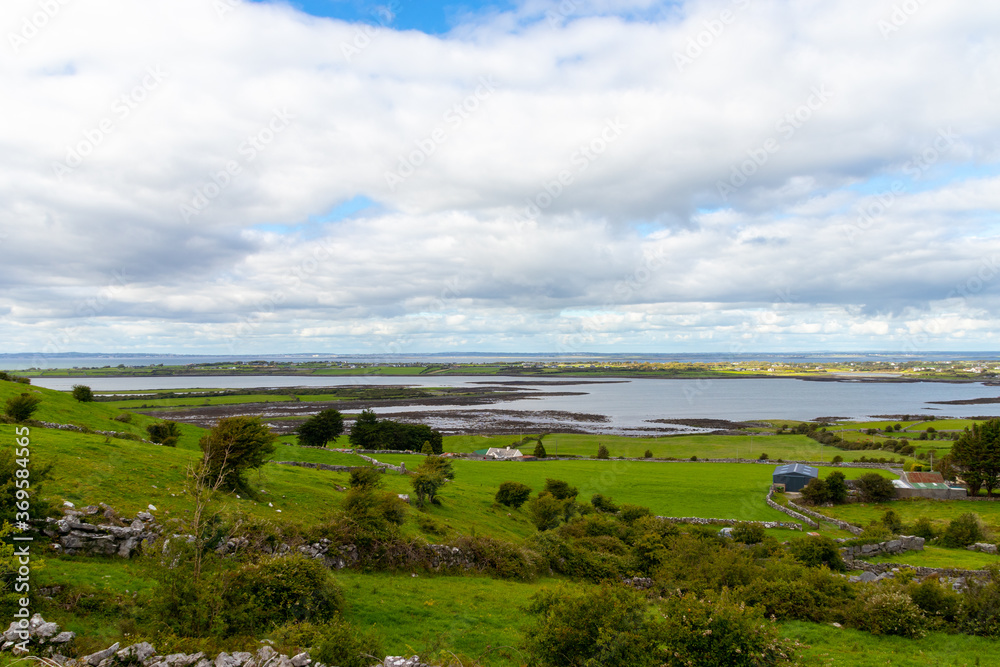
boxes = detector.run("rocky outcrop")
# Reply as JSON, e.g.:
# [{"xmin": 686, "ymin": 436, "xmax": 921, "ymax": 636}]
[
  {"xmin": 1, "ymin": 614, "xmax": 75, "ymax": 653},
  {"xmin": 656, "ymin": 514, "xmax": 804, "ymax": 530},
  {"xmin": 44, "ymin": 505, "xmax": 159, "ymax": 557},
  {"xmin": 840, "ymin": 535, "xmax": 925, "ymax": 562},
  {"xmin": 968, "ymin": 542, "xmax": 998, "ymax": 554}
]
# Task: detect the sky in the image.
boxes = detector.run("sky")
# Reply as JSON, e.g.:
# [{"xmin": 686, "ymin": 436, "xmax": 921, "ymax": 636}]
[{"xmin": 1, "ymin": 0, "xmax": 999, "ymax": 356}]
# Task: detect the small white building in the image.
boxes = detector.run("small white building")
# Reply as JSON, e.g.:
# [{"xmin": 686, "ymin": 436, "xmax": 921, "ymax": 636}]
[{"xmin": 484, "ymin": 447, "xmax": 523, "ymax": 460}]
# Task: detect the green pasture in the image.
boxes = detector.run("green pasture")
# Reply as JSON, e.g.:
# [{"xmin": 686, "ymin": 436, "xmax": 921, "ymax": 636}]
[
  {"xmin": 818, "ymin": 498, "xmax": 1000, "ymax": 533},
  {"xmin": 782, "ymin": 621, "xmax": 1000, "ymax": 666},
  {"xmin": 866, "ymin": 546, "xmax": 1000, "ymax": 570}
]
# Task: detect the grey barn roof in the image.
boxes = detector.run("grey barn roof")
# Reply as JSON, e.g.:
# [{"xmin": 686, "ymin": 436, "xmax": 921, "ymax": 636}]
[{"xmin": 773, "ymin": 463, "xmax": 819, "ymax": 477}]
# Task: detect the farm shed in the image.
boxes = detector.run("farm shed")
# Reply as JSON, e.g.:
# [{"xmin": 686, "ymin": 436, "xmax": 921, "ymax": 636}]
[
  {"xmin": 772, "ymin": 463, "xmax": 818, "ymax": 492},
  {"xmin": 895, "ymin": 471, "xmax": 966, "ymax": 499}
]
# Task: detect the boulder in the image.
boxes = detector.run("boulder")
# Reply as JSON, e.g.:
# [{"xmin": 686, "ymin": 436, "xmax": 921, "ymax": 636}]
[
  {"xmin": 81, "ymin": 642, "xmax": 120, "ymax": 666},
  {"xmin": 290, "ymin": 653, "xmax": 311, "ymax": 667},
  {"xmin": 117, "ymin": 642, "xmax": 157, "ymax": 663},
  {"xmin": 51, "ymin": 631, "xmax": 76, "ymax": 644}
]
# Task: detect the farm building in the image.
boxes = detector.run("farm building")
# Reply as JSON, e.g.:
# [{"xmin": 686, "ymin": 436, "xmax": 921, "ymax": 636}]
[
  {"xmin": 483, "ymin": 447, "xmax": 523, "ymax": 460},
  {"xmin": 772, "ymin": 463, "xmax": 818, "ymax": 492},
  {"xmin": 894, "ymin": 471, "xmax": 966, "ymax": 499}
]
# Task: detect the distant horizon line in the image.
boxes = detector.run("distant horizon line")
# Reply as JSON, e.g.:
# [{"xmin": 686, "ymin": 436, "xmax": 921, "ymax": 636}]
[{"xmin": 3, "ymin": 351, "xmax": 1000, "ymax": 358}]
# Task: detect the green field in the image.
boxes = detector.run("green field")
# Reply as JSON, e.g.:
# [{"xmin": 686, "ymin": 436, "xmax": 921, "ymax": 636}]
[
  {"xmin": 866, "ymin": 545, "xmax": 1000, "ymax": 570},
  {"xmin": 819, "ymin": 498, "xmax": 1000, "ymax": 533}
]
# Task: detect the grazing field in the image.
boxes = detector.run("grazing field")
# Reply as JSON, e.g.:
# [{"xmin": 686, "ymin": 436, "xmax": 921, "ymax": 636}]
[
  {"xmin": 818, "ymin": 498, "xmax": 1000, "ymax": 533},
  {"xmin": 445, "ymin": 432, "xmax": 869, "ymax": 463},
  {"xmin": 866, "ymin": 546, "xmax": 1000, "ymax": 570},
  {"xmin": 781, "ymin": 621, "xmax": 1000, "ymax": 666}
]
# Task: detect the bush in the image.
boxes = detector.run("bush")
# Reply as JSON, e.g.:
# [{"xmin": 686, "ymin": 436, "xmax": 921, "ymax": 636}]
[
  {"xmin": 857, "ymin": 473, "xmax": 896, "ymax": 503},
  {"xmin": 881, "ymin": 509, "xmax": 903, "ymax": 534},
  {"xmin": 908, "ymin": 516, "xmax": 937, "ymax": 540},
  {"xmin": 528, "ymin": 493, "xmax": 568, "ymax": 531},
  {"xmin": 846, "ymin": 587, "xmax": 926, "ymax": 638},
  {"xmin": 349, "ymin": 466, "xmax": 383, "ymax": 489},
  {"xmin": 590, "ymin": 493, "xmax": 619, "ymax": 514},
  {"xmin": 0, "ymin": 373, "xmax": 29, "ymax": 385},
  {"xmin": 495, "ymin": 481, "xmax": 532, "ymax": 509},
  {"xmin": 113, "ymin": 412, "xmax": 133, "ymax": 424},
  {"xmin": 411, "ymin": 471, "xmax": 444, "ymax": 508},
  {"xmin": 832, "ymin": 455, "xmax": 844, "ymax": 463},
  {"xmin": 71, "ymin": 384, "xmax": 94, "ymax": 402},
  {"xmin": 659, "ymin": 593, "xmax": 800, "ymax": 666},
  {"xmin": 272, "ymin": 619, "xmax": 383, "ymax": 667},
  {"xmin": 147, "ymin": 420, "xmax": 182, "ymax": 446},
  {"xmin": 958, "ymin": 566, "xmax": 1000, "ymax": 637},
  {"xmin": 221, "ymin": 554, "xmax": 344, "ymax": 636},
  {"xmin": 617, "ymin": 504, "xmax": 651, "ymax": 524},
  {"xmin": 789, "ymin": 535, "xmax": 846, "ymax": 571},
  {"xmin": 523, "ymin": 584, "xmax": 666, "ymax": 667},
  {"xmin": 940, "ymin": 512, "xmax": 984, "ymax": 548},
  {"xmin": 730, "ymin": 522, "xmax": 766, "ymax": 545},
  {"xmin": 825, "ymin": 471, "xmax": 848, "ymax": 504},
  {"xmin": 344, "ymin": 487, "xmax": 406, "ymax": 532},
  {"xmin": 4, "ymin": 393, "xmax": 41, "ymax": 422},
  {"xmin": 644, "ymin": 449, "xmax": 653, "ymax": 459},
  {"xmin": 533, "ymin": 441, "xmax": 547, "ymax": 458},
  {"xmin": 596, "ymin": 444, "xmax": 610, "ymax": 459},
  {"xmin": 543, "ymin": 478, "xmax": 578, "ymax": 500},
  {"xmin": 907, "ymin": 578, "xmax": 960, "ymax": 625},
  {"xmin": 758, "ymin": 452, "xmax": 769, "ymax": 461}
]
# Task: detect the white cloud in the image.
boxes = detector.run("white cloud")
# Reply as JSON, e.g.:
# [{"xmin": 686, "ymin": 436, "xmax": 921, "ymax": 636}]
[{"xmin": 1, "ymin": 0, "xmax": 999, "ymax": 353}]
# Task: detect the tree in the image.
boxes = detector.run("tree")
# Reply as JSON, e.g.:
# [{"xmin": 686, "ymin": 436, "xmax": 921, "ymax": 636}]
[
  {"xmin": 495, "ymin": 481, "xmax": 532, "ymax": 508},
  {"xmin": 419, "ymin": 456, "xmax": 454, "ymax": 480},
  {"xmin": 348, "ymin": 466, "xmax": 383, "ymax": 489},
  {"xmin": 596, "ymin": 444, "xmax": 610, "ymax": 459},
  {"xmin": 799, "ymin": 478, "xmax": 828, "ymax": 505},
  {"xmin": 643, "ymin": 449, "xmax": 653, "ymax": 459},
  {"xmin": 71, "ymin": 384, "xmax": 94, "ymax": 402},
  {"xmin": 527, "ymin": 493, "xmax": 567, "ymax": 531},
  {"xmin": 857, "ymin": 472, "xmax": 896, "ymax": 503},
  {"xmin": 147, "ymin": 420, "xmax": 182, "ymax": 446},
  {"xmin": 348, "ymin": 409, "xmax": 381, "ymax": 450},
  {"xmin": 198, "ymin": 416, "xmax": 276, "ymax": 497},
  {"xmin": 952, "ymin": 420, "xmax": 1000, "ymax": 497},
  {"xmin": 825, "ymin": 471, "xmax": 848, "ymax": 504},
  {"xmin": 297, "ymin": 409, "xmax": 344, "ymax": 448},
  {"xmin": 941, "ymin": 512, "xmax": 984, "ymax": 548},
  {"xmin": 4, "ymin": 393, "xmax": 41, "ymax": 422},
  {"xmin": 533, "ymin": 441, "xmax": 547, "ymax": 458},
  {"xmin": 420, "ymin": 440, "xmax": 434, "ymax": 455},
  {"xmin": 411, "ymin": 471, "xmax": 444, "ymax": 507}
]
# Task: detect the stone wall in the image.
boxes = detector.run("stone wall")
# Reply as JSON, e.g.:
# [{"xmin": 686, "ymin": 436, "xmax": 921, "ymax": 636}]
[
  {"xmin": 356, "ymin": 453, "xmax": 407, "ymax": 473},
  {"xmin": 271, "ymin": 460, "xmax": 366, "ymax": 473},
  {"xmin": 655, "ymin": 515, "xmax": 803, "ymax": 530},
  {"xmin": 781, "ymin": 497, "xmax": 863, "ymax": 535},
  {"xmin": 765, "ymin": 490, "xmax": 820, "ymax": 529},
  {"xmin": 839, "ymin": 535, "xmax": 925, "ymax": 562},
  {"xmin": 43, "ymin": 505, "xmax": 159, "ymax": 557}
]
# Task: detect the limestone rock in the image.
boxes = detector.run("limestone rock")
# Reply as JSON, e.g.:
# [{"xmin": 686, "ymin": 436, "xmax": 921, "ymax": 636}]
[
  {"xmin": 117, "ymin": 641, "xmax": 157, "ymax": 663},
  {"xmin": 81, "ymin": 642, "xmax": 120, "ymax": 666}
]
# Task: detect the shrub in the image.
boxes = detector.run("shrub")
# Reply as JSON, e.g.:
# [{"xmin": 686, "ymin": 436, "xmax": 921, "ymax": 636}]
[
  {"xmin": 495, "ymin": 481, "xmax": 532, "ymax": 509},
  {"xmin": 730, "ymin": 522, "xmax": 766, "ymax": 545},
  {"xmin": 343, "ymin": 487, "xmax": 406, "ymax": 532},
  {"xmin": 832, "ymin": 455, "xmax": 844, "ymax": 463},
  {"xmin": 528, "ymin": 493, "xmax": 568, "ymax": 531},
  {"xmin": 221, "ymin": 554, "xmax": 344, "ymax": 636},
  {"xmin": 846, "ymin": 587, "xmax": 925, "ymax": 638},
  {"xmin": 824, "ymin": 471, "xmax": 848, "ymax": 504},
  {"xmin": 420, "ymin": 440, "xmax": 434, "ymax": 455},
  {"xmin": 451, "ymin": 535, "xmax": 538, "ymax": 581},
  {"xmin": 596, "ymin": 444, "xmax": 610, "ymax": 459},
  {"xmin": 533, "ymin": 441, "xmax": 547, "ymax": 458},
  {"xmin": 908, "ymin": 516, "xmax": 937, "ymax": 540},
  {"xmin": 590, "ymin": 493, "xmax": 619, "ymax": 514},
  {"xmin": 617, "ymin": 504, "xmax": 651, "ymax": 524},
  {"xmin": 523, "ymin": 584, "xmax": 666, "ymax": 667},
  {"xmin": 113, "ymin": 412, "xmax": 133, "ymax": 424},
  {"xmin": 857, "ymin": 473, "xmax": 896, "ymax": 503},
  {"xmin": 543, "ymin": 478, "xmax": 578, "ymax": 500},
  {"xmin": 958, "ymin": 566, "xmax": 1000, "ymax": 637},
  {"xmin": 411, "ymin": 472, "xmax": 444, "ymax": 508},
  {"xmin": 789, "ymin": 535, "xmax": 845, "ymax": 571},
  {"xmin": 147, "ymin": 420, "xmax": 182, "ymax": 446},
  {"xmin": 4, "ymin": 393, "xmax": 41, "ymax": 422},
  {"xmin": 419, "ymin": 455, "xmax": 455, "ymax": 480},
  {"xmin": 940, "ymin": 512, "xmax": 984, "ymax": 548},
  {"xmin": 690, "ymin": 455, "xmax": 698, "ymax": 461},
  {"xmin": 71, "ymin": 384, "xmax": 94, "ymax": 402},
  {"xmin": 644, "ymin": 449, "xmax": 653, "ymax": 459},
  {"xmin": 881, "ymin": 509, "xmax": 903, "ymax": 534},
  {"xmin": 659, "ymin": 593, "xmax": 800, "ymax": 666},
  {"xmin": 0, "ymin": 373, "xmax": 29, "ymax": 385},
  {"xmin": 272, "ymin": 619, "xmax": 383, "ymax": 667},
  {"xmin": 758, "ymin": 452, "xmax": 769, "ymax": 461},
  {"xmin": 852, "ymin": 522, "xmax": 894, "ymax": 545},
  {"xmin": 349, "ymin": 466, "xmax": 383, "ymax": 489},
  {"xmin": 907, "ymin": 578, "xmax": 960, "ymax": 625}
]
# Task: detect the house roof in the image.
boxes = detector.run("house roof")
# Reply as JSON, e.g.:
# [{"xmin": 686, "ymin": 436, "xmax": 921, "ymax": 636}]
[
  {"xmin": 773, "ymin": 463, "xmax": 818, "ymax": 478},
  {"xmin": 905, "ymin": 471, "xmax": 945, "ymax": 484}
]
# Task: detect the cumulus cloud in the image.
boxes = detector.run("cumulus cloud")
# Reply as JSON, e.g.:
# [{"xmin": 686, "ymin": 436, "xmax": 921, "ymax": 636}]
[{"xmin": 1, "ymin": 0, "xmax": 999, "ymax": 354}]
